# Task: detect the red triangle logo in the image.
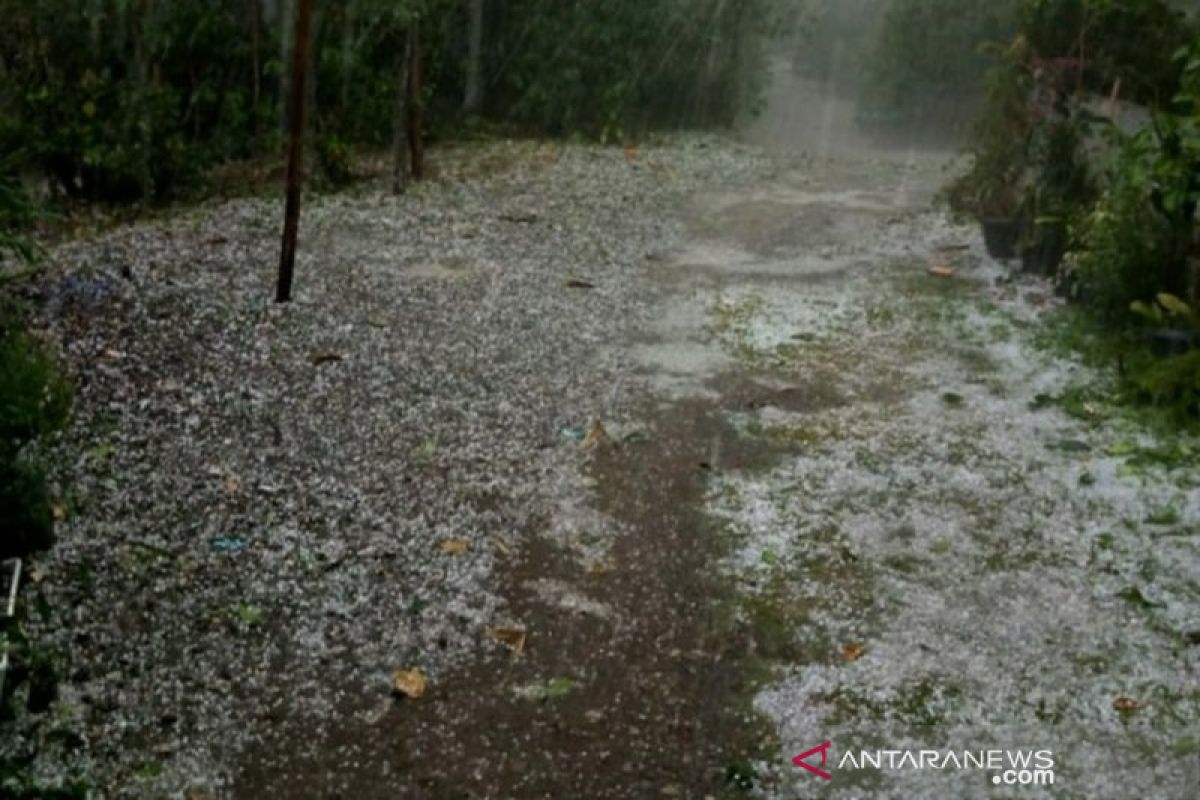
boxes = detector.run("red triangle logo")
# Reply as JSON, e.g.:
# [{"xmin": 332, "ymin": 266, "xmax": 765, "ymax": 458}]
[{"xmin": 792, "ymin": 741, "xmax": 833, "ymax": 781}]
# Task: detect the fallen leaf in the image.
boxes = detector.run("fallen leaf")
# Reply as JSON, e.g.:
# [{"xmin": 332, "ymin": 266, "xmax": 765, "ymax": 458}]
[
  {"xmin": 488, "ymin": 626, "xmax": 528, "ymax": 655},
  {"xmin": 51, "ymin": 503, "xmax": 66, "ymax": 521},
  {"xmin": 236, "ymin": 604, "xmax": 262, "ymax": 628},
  {"xmin": 565, "ymin": 278, "xmax": 597, "ymax": 290},
  {"xmin": 308, "ymin": 351, "xmax": 343, "ymax": 367},
  {"xmin": 439, "ymin": 539, "xmax": 469, "ymax": 556},
  {"xmin": 624, "ymin": 144, "xmax": 639, "ymax": 162},
  {"xmin": 392, "ymin": 669, "xmax": 428, "ymax": 700},
  {"xmin": 582, "ymin": 420, "xmax": 610, "ymax": 450},
  {"xmin": 842, "ymin": 643, "xmax": 866, "ymax": 662},
  {"xmin": 222, "ymin": 477, "xmax": 241, "ymax": 494},
  {"xmin": 929, "ymin": 264, "xmax": 956, "ymax": 278},
  {"xmin": 515, "ymin": 676, "xmax": 575, "ymax": 701},
  {"xmin": 1113, "ymin": 696, "xmax": 1141, "ymax": 713}
]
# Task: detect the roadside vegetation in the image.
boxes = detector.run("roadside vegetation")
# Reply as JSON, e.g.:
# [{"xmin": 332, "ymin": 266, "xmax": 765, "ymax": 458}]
[
  {"xmin": 942, "ymin": 0, "xmax": 1200, "ymax": 426},
  {"xmin": 0, "ymin": 0, "xmax": 791, "ymax": 207}
]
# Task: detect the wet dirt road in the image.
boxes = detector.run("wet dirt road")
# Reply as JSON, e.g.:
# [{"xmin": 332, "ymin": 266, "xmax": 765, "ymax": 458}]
[{"xmin": 235, "ymin": 67, "xmax": 1199, "ymax": 800}]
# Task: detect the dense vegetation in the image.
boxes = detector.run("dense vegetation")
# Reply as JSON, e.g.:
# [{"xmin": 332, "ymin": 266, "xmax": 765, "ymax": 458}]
[
  {"xmin": 859, "ymin": 0, "xmax": 1019, "ymax": 130},
  {"xmin": 0, "ymin": 0, "xmax": 789, "ymax": 205},
  {"xmin": 946, "ymin": 0, "xmax": 1200, "ymax": 419}
]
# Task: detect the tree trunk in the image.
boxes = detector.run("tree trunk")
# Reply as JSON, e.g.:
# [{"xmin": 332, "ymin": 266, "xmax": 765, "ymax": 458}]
[
  {"xmin": 276, "ymin": 0, "xmax": 315, "ymax": 304},
  {"xmin": 463, "ymin": 0, "xmax": 485, "ymax": 115},
  {"xmin": 392, "ymin": 28, "xmax": 413, "ymax": 194},
  {"xmin": 249, "ymin": 0, "xmax": 262, "ymax": 153},
  {"xmin": 279, "ymin": 0, "xmax": 295, "ymax": 134},
  {"xmin": 407, "ymin": 19, "xmax": 425, "ymax": 181}
]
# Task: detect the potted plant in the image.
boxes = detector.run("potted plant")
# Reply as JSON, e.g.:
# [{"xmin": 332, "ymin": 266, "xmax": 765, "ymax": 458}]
[
  {"xmin": 945, "ymin": 144, "xmax": 1028, "ymax": 259},
  {"xmin": 946, "ymin": 48, "xmax": 1036, "ymax": 260},
  {"xmin": 1021, "ymin": 214, "xmax": 1068, "ymax": 275}
]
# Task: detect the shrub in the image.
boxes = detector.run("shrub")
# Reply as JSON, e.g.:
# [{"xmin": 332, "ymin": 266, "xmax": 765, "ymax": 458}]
[
  {"xmin": 0, "ymin": 156, "xmax": 37, "ymax": 265},
  {"xmin": 1071, "ymin": 41, "xmax": 1200, "ymax": 318},
  {"xmin": 0, "ymin": 310, "xmax": 71, "ymax": 560},
  {"xmin": 1068, "ymin": 147, "xmax": 1178, "ymax": 317},
  {"xmin": 1020, "ymin": 0, "xmax": 1191, "ymax": 105}
]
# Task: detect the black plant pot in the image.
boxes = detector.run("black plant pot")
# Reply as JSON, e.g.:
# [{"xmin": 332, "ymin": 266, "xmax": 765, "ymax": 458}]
[
  {"xmin": 981, "ymin": 217, "xmax": 1022, "ymax": 260},
  {"xmin": 1021, "ymin": 220, "xmax": 1068, "ymax": 276}
]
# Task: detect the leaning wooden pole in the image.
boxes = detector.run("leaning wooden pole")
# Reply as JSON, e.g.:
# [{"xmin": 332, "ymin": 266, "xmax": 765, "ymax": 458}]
[{"xmin": 276, "ymin": 0, "xmax": 315, "ymax": 304}]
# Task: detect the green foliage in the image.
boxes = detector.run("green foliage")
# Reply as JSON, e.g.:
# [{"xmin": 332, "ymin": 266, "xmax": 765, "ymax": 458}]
[
  {"xmin": 480, "ymin": 0, "xmax": 790, "ymax": 137},
  {"xmin": 1072, "ymin": 42, "xmax": 1200, "ymax": 318},
  {"xmin": 0, "ymin": 0, "xmax": 786, "ymax": 203},
  {"xmin": 0, "ymin": 308, "xmax": 70, "ymax": 560},
  {"xmin": 1020, "ymin": 0, "xmax": 1191, "ymax": 104},
  {"xmin": 315, "ymin": 134, "xmax": 354, "ymax": 188},
  {"xmin": 1132, "ymin": 349, "xmax": 1200, "ymax": 416},
  {"xmin": 0, "ymin": 0, "xmax": 270, "ymax": 201},
  {"xmin": 950, "ymin": 4, "xmax": 1200, "ymax": 418},
  {"xmin": 0, "ymin": 152, "xmax": 38, "ymax": 265},
  {"xmin": 860, "ymin": 0, "xmax": 1019, "ymax": 129}
]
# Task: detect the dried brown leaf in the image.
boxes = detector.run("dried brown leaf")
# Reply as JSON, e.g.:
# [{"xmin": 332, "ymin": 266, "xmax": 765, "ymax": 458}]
[
  {"xmin": 439, "ymin": 538, "xmax": 469, "ymax": 556},
  {"xmin": 488, "ymin": 626, "xmax": 527, "ymax": 655},
  {"xmin": 842, "ymin": 643, "xmax": 865, "ymax": 662},
  {"xmin": 392, "ymin": 669, "xmax": 428, "ymax": 699}
]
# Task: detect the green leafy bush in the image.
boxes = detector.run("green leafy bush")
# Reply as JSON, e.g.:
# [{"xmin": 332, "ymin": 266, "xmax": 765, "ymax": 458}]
[
  {"xmin": 1069, "ymin": 143, "xmax": 1178, "ymax": 316},
  {"xmin": 1071, "ymin": 42, "xmax": 1200, "ymax": 317},
  {"xmin": 0, "ymin": 159, "xmax": 37, "ymax": 265},
  {"xmin": 0, "ymin": 311, "xmax": 70, "ymax": 560}
]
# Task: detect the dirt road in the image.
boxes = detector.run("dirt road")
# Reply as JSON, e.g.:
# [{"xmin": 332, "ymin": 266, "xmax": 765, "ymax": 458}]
[{"xmin": 18, "ymin": 64, "xmax": 1197, "ymax": 800}]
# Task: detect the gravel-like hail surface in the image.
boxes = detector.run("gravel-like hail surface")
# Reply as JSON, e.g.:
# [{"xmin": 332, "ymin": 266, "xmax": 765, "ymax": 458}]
[{"xmin": 3, "ymin": 137, "xmax": 772, "ymax": 796}]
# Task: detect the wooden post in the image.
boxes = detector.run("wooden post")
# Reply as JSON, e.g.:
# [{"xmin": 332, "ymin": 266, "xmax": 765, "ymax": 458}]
[
  {"xmin": 391, "ymin": 26, "xmax": 413, "ymax": 195},
  {"xmin": 276, "ymin": 0, "xmax": 315, "ymax": 304},
  {"xmin": 407, "ymin": 17, "xmax": 425, "ymax": 181}
]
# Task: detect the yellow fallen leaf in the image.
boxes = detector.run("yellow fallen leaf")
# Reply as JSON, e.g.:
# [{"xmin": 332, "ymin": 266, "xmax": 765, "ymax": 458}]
[
  {"xmin": 392, "ymin": 669, "xmax": 428, "ymax": 699},
  {"xmin": 439, "ymin": 538, "xmax": 469, "ymax": 555},
  {"xmin": 582, "ymin": 421, "xmax": 610, "ymax": 450},
  {"xmin": 488, "ymin": 626, "xmax": 527, "ymax": 655},
  {"xmin": 842, "ymin": 643, "xmax": 865, "ymax": 662}
]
